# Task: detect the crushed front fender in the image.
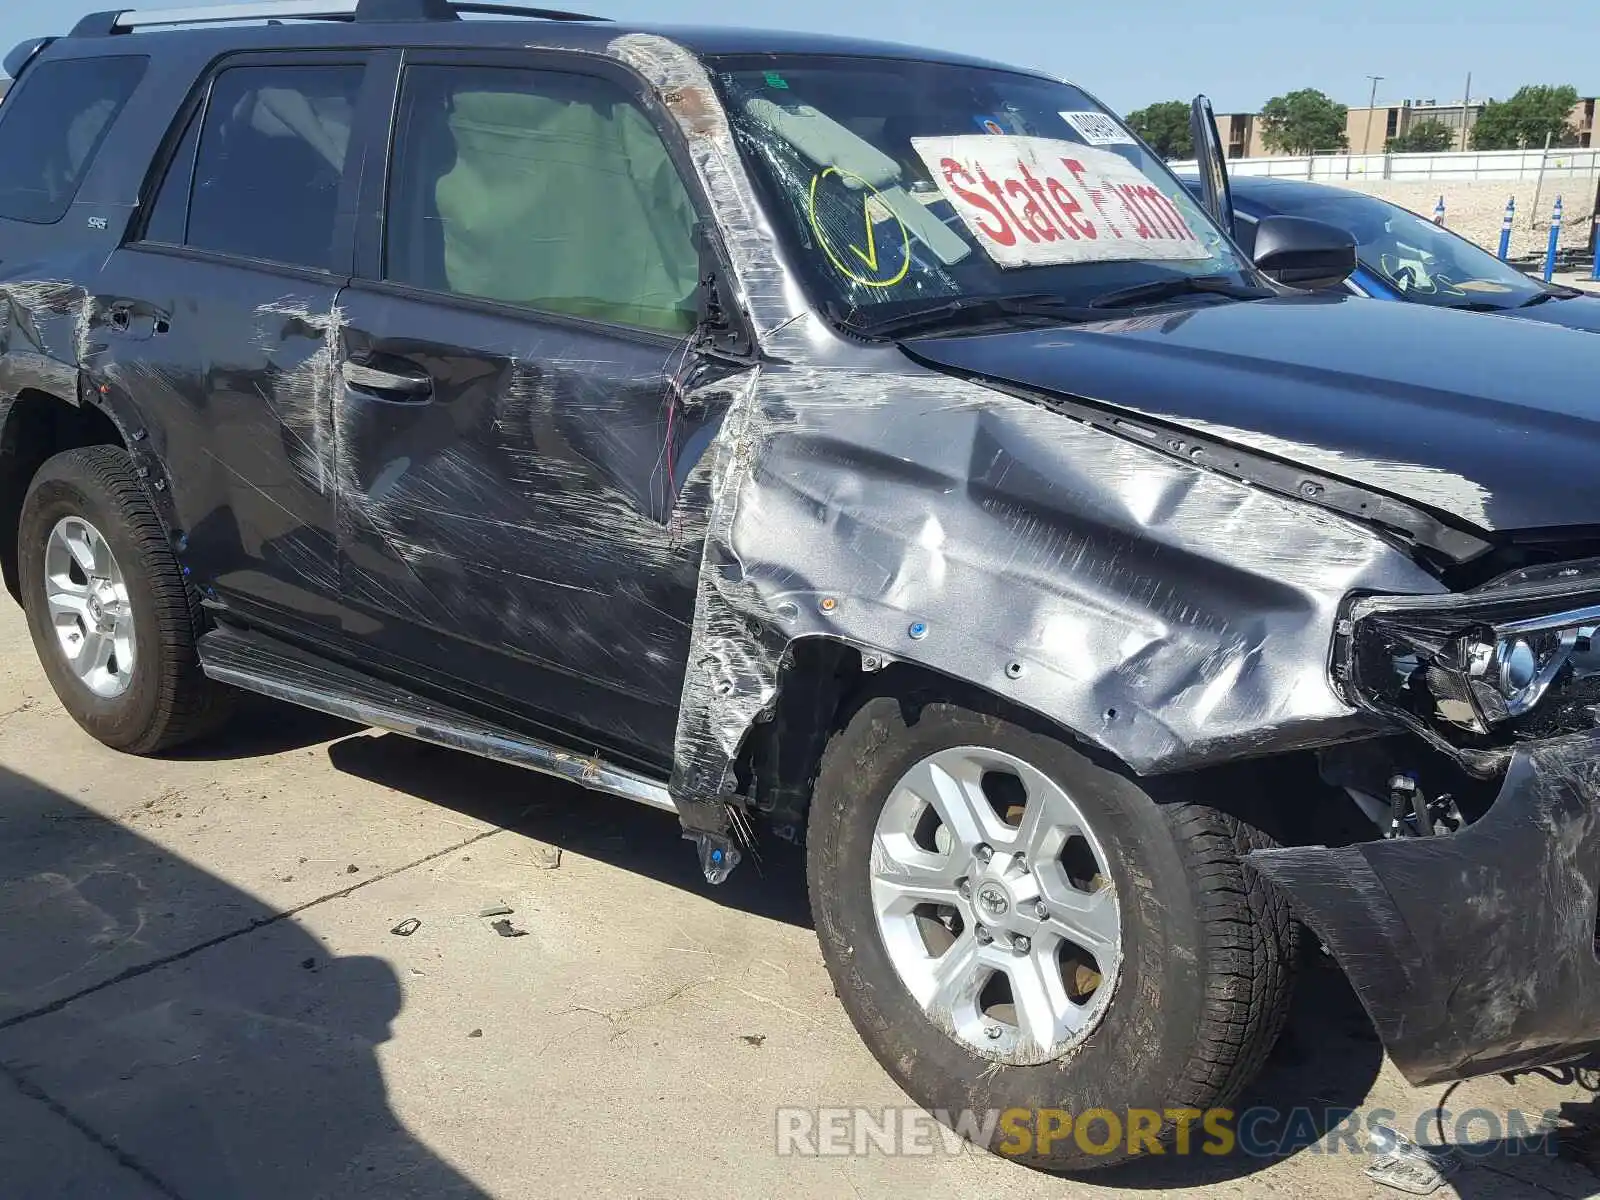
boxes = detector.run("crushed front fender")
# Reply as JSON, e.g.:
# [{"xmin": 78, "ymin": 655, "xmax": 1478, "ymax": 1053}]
[{"xmin": 1249, "ymin": 732, "xmax": 1600, "ymax": 1085}]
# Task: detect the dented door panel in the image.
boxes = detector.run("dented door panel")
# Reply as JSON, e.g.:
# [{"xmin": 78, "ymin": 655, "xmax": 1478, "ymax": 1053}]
[{"xmin": 333, "ymin": 288, "xmax": 712, "ymax": 765}]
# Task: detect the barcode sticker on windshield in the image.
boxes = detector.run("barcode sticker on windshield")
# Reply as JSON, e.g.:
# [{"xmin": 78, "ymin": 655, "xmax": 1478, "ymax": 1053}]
[
  {"xmin": 1061, "ymin": 111, "xmax": 1135, "ymax": 146},
  {"xmin": 911, "ymin": 135, "xmax": 1209, "ymax": 269}
]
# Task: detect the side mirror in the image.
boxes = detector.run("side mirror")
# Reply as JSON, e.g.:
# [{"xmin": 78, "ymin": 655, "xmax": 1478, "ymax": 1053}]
[{"xmin": 1251, "ymin": 215, "xmax": 1357, "ymax": 290}]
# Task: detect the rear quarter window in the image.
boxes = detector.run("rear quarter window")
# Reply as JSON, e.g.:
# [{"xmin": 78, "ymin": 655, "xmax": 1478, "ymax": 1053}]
[{"xmin": 0, "ymin": 55, "xmax": 148, "ymax": 224}]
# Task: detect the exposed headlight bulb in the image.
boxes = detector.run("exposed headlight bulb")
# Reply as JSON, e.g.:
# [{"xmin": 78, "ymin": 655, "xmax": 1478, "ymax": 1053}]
[{"xmin": 1498, "ymin": 638, "xmax": 1539, "ymax": 698}]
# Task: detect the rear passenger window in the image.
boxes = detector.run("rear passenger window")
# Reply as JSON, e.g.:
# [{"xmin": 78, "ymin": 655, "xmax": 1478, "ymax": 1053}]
[
  {"xmin": 0, "ymin": 56, "xmax": 147, "ymax": 224},
  {"xmin": 184, "ymin": 64, "xmax": 363, "ymax": 271},
  {"xmin": 384, "ymin": 66, "xmax": 700, "ymax": 334}
]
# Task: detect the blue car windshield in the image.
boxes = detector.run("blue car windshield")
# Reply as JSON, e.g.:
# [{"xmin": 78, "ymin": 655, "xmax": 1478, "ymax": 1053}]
[
  {"xmin": 706, "ymin": 55, "xmax": 1251, "ymax": 324},
  {"xmin": 1249, "ymin": 188, "xmax": 1546, "ymax": 310}
]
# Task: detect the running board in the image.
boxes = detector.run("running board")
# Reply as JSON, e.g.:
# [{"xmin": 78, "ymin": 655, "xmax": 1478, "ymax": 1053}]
[{"xmin": 197, "ymin": 625, "xmax": 676, "ymax": 813}]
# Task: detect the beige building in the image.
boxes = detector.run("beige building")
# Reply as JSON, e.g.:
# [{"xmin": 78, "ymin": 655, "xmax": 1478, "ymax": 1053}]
[{"xmin": 1216, "ymin": 96, "xmax": 1598, "ymax": 158}]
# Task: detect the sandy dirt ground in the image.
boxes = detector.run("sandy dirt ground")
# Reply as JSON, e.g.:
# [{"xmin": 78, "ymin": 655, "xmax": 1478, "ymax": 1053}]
[{"xmin": 2, "ymin": 598, "xmax": 1599, "ymax": 1199}]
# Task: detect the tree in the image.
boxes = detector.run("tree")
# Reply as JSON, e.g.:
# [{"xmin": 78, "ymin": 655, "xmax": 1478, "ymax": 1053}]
[
  {"xmin": 1125, "ymin": 100, "xmax": 1193, "ymax": 159},
  {"xmin": 1385, "ymin": 120, "xmax": 1454, "ymax": 154},
  {"xmin": 1259, "ymin": 89, "xmax": 1349, "ymax": 155},
  {"xmin": 1471, "ymin": 85, "xmax": 1580, "ymax": 150}
]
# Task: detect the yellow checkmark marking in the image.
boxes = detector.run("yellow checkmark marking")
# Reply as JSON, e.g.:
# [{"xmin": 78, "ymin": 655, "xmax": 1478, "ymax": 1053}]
[{"xmin": 807, "ymin": 168, "xmax": 911, "ymax": 289}]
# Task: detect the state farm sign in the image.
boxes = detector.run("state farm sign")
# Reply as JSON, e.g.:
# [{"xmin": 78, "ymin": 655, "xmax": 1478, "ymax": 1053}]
[{"xmin": 911, "ymin": 135, "xmax": 1211, "ymax": 269}]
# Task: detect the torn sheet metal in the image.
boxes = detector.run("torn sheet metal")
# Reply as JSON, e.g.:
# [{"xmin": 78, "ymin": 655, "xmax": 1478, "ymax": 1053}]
[
  {"xmin": 1250, "ymin": 732, "xmax": 1600, "ymax": 1085},
  {"xmin": 679, "ymin": 350, "xmax": 1441, "ymax": 790}
]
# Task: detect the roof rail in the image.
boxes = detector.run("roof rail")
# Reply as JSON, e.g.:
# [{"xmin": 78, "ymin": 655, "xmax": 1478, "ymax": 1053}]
[{"xmin": 70, "ymin": 0, "xmax": 607, "ymax": 36}]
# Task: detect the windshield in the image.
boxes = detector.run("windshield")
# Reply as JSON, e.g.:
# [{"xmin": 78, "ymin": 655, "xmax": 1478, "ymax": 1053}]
[
  {"xmin": 706, "ymin": 55, "xmax": 1251, "ymax": 330},
  {"xmin": 1251, "ymin": 188, "xmax": 1547, "ymax": 310}
]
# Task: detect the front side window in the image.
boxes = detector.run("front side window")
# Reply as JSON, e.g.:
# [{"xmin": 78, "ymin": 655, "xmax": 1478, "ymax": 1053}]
[
  {"xmin": 1264, "ymin": 189, "xmax": 1546, "ymax": 310},
  {"xmin": 709, "ymin": 55, "xmax": 1249, "ymax": 328},
  {"xmin": 0, "ymin": 56, "xmax": 147, "ymax": 224},
  {"xmin": 185, "ymin": 64, "xmax": 363, "ymax": 270},
  {"xmin": 384, "ymin": 65, "xmax": 700, "ymax": 334}
]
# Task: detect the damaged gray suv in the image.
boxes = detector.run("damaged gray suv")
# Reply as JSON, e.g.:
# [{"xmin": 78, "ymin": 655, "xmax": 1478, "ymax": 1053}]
[{"xmin": 5, "ymin": 0, "xmax": 1600, "ymax": 1171}]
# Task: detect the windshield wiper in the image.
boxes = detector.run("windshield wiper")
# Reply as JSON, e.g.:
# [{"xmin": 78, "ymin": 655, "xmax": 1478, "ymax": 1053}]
[
  {"xmin": 1087, "ymin": 273, "xmax": 1274, "ymax": 310},
  {"xmin": 835, "ymin": 293, "xmax": 1097, "ymax": 339}
]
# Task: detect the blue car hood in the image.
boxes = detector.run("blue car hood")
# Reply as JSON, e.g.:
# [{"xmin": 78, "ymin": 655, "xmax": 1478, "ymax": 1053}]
[
  {"xmin": 906, "ymin": 293, "xmax": 1600, "ymax": 534},
  {"xmin": 1499, "ymin": 291, "xmax": 1600, "ymax": 334}
]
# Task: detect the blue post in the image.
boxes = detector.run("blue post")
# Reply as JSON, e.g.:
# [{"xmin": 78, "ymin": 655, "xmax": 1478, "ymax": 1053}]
[
  {"xmin": 1498, "ymin": 195, "xmax": 1515, "ymax": 260},
  {"xmin": 1433, "ymin": 195, "xmax": 1446, "ymax": 226},
  {"xmin": 1544, "ymin": 195, "xmax": 1563, "ymax": 283}
]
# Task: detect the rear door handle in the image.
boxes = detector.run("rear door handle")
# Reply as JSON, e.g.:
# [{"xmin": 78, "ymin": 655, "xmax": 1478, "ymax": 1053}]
[{"xmin": 341, "ymin": 361, "xmax": 433, "ymax": 398}]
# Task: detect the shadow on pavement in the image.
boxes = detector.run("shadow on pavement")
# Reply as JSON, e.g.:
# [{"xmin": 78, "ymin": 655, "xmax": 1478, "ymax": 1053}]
[
  {"xmin": 0, "ymin": 764, "xmax": 486, "ymax": 1200},
  {"xmin": 325, "ymin": 731, "xmax": 813, "ymax": 930},
  {"xmin": 158, "ymin": 691, "xmax": 361, "ymax": 761}
]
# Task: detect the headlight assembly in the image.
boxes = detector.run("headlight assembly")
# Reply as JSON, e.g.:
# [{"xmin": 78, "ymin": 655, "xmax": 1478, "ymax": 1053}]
[{"xmin": 1336, "ymin": 559, "xmax": 1600, "ymax": 757}]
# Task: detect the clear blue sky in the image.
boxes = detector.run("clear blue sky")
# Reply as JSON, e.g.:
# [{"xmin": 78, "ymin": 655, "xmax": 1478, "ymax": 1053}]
[{"xmin": 3, "ymin": 0, "xmax": 1596, "ymax": 114}]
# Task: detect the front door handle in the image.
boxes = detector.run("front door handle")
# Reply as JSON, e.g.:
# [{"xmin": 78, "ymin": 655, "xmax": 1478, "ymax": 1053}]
[{"xmin": 341, "ymin": 361, "xmax": 433, "ymax": 398}]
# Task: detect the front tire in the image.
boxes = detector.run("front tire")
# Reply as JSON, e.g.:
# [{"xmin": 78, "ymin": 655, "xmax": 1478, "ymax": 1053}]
[
  {"xmin": 806, "ymin": 695, "xmax": 1296, "ymax": 1171},
  {"xmin": 18, "ymin": 445, "xmax": 231, "ymax": 753}
]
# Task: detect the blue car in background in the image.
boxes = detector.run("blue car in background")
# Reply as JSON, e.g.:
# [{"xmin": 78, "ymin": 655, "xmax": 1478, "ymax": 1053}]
[{"xmin": 1182, "ymin": 174, "xmax": 1600, "ymax": 332}]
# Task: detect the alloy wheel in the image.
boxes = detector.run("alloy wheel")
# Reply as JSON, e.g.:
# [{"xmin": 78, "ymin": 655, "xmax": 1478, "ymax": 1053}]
[
  {"xmin": 43, "ymin": 515, "xmax": 137, "ymax": 699},
  {"xmin": 869, "ymin": 745, "xmax": 1123, "ymax": 1064}
]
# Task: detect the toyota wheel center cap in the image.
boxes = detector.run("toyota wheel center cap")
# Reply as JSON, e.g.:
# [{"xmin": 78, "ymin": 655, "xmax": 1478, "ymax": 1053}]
[{"xmin": 976, "ymin": 884, "xmax": 1009, "ymax": 918}]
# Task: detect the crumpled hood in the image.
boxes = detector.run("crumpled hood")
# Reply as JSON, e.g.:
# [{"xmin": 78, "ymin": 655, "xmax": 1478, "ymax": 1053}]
[{"xmin": 907, "ymin": 293, "xmax": 1600, "ymax": 533}]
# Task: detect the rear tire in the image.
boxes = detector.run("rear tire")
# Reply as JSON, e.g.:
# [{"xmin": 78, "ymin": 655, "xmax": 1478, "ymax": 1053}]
[
  {"xmin": 806, "ymin": 695, "xmax": 1296, "ymax": 1171},
  {"xmin": 18, "ymin": 446, "xmax": 232, "ymax": 753}
]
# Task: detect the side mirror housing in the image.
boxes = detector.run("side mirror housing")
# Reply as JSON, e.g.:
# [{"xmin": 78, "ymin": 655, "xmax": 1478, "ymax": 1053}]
[{"xmin": 1252, "ymin": 215, "xmax": 1357, "ymax": 290}]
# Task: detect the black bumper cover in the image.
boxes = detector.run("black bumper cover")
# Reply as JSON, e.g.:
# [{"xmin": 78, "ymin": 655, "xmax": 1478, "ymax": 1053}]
[{"xmin": 1248, "ymin": 733, "xmax": 1600, "ymax": 1086}]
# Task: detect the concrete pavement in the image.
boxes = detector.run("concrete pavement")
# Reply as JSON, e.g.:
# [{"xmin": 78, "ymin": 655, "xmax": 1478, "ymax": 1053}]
[{"xmin": 2, "ymin": 598, "xmax": 1599, "ymax": 1199}]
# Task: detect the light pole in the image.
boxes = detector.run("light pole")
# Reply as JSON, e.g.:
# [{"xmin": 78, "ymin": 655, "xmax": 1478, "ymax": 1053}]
[{"xmin": 1364, "ymin": 74, "xmax": 1384, "ymax": 155}]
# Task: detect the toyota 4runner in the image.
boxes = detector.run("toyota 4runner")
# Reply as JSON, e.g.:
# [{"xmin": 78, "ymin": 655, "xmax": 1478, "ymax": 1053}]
[{"xmin": 5, "ymin": 0, "xmax": 1600, "ymax": 1171}]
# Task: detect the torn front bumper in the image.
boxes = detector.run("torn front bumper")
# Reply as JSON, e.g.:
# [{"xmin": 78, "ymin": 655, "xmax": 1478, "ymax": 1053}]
[{"xmin": 1249, "ymin": 732, "xmax": 1600, "ymax": 1086}]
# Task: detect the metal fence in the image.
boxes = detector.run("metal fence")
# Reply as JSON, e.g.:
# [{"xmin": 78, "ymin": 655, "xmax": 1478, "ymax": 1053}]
[{"xmin": 1168, "ymin": 146, "xmax": 1600, "ymax": 184}]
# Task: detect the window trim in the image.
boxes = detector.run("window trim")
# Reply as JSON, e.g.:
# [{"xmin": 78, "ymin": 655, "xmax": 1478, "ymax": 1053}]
[
  {"xmin": 131, "ymin": 73, "xmax": 209, "ymax": 248},
  {"xmin": 352, "ymin": 48, "xmax": 730, "ymax": 343},
  {"xmin": 0, "ymin": 53, "xmax": 149, "ymax": 227},
  {"xmin": 130, "ymin": 50, "xmax": 374, "ymax": 278}
]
